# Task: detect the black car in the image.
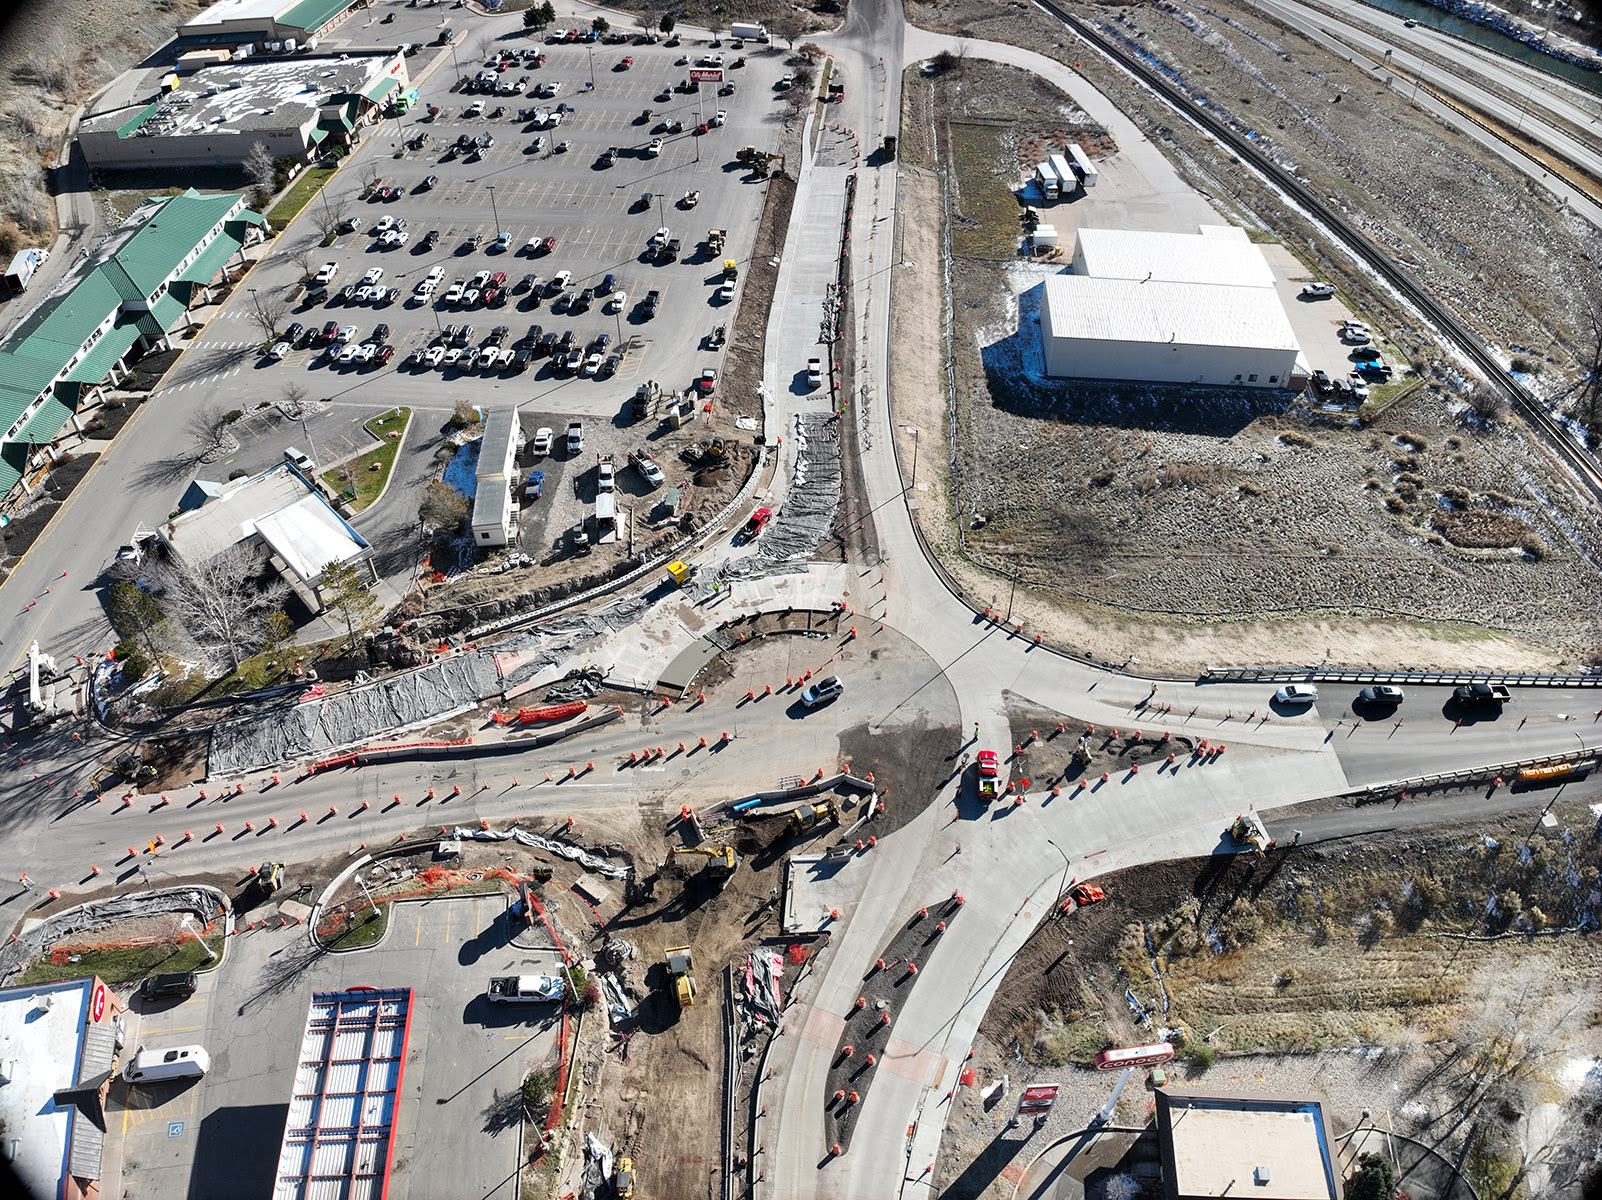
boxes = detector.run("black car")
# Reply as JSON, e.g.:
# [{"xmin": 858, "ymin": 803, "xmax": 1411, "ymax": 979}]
[
  {"xmin": 513, "ymin": 346, "xmax": 534, "ymax": 371},
  {"xmin": 514, "ymin": 273, "xmax": 536, "ymax": 293},
  {"xmin": 423, "ymin": 229, "xmax": 440, "ymax": 249},
  {"xmin": 454, "ymin": 324, "xmax": 474, "ymax": 346},
  {"xmin": 372, "ymin": 323, "xmax": 391, "ymax": 342},
  {"xmin": 283, "ymin": 321, "xmax": 304, "ymax": 346},
  {"xmin": 141, "ymin": 971, "xmax": 198, "ymax": 999},
  {"xmin": 535, "ymin": 330, "xmax": 559, "ymax": 355},
  {"xmin": 573, "ymin": 287, "xmax": 593, "ymax": 312},
  {"xmin": 488, "ymin": 324, "xmax": 509, "ymax": 345},
  {"xmin": 556, "ymin": 329, "xmax": 576, "ymax": 351},
  {"xmin": 489, "ymin": 106, "xmax": 505, "ymax": 119},
  {"xmin": 420, "ymin": 174, "xmax": 438, "ymax": 190}
]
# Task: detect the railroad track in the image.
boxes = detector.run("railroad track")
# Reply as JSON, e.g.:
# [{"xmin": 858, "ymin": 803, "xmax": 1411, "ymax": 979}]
[{"xmin": 1033, "ymin": 0, "xmax": 1602, "ymax": 499}]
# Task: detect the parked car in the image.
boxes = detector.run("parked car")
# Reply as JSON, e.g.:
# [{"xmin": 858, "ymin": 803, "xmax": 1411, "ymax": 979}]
[
  {"xmin": 566, "ymin": 421, "xmax": 584, "ymax": 453},
  {"xmin": 1301, "ymin": 282, "xmax": 1337, "ymax": 297},
  {"xmin": 140, "ymin": 971, "xmax": 199, "ymax": 999},
  {"xmin": 1358, "ymin": 685, "xmax": 1404, "ymax": 706},
  {"xmin": 1274, "ymin": 684, "xmax": 1319, "ymax": 706},
  {"xmin": 533, "ymin": 427, "xmax": 554, "ymax": 454}
]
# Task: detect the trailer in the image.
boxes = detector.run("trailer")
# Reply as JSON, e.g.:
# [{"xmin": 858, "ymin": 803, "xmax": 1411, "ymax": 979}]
[
  {"xmin": 3, "ymin": 247, "xmax": 48, "ymax": 295},
  {"xmin": 1047, "ymin": 153, "xmax": 1079, "ymax": 197},
  {"xmin": 1035, "ymin": 161, "xmax": 1061, "ymax": 200},
  {"xmin": 1068, "ymin": 143, "xmax": 1099, "ymax": 187},
  {"xmin": 729, "ymin": 22, "xmax": 769, "ymax": 42}
]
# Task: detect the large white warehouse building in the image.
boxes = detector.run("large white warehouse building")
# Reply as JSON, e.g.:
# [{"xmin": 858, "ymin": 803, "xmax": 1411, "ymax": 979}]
[{"xmin": 1040, "ymin": 225, "xmax": 1302, "ymax": 388}]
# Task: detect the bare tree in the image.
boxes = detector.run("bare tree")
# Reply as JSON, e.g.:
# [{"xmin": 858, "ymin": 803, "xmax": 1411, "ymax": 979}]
[
  {"xmin": 154, "ymin": 543, "xmax": 290, "ymax": 671},
  {"xmin": 320, "ymin": 559, "xmax": 380, "ymax": 650},
  {"xmin": 187, "ymin": 401, "xmax": 235, "ymax": 460},
  {"xmin": 279, "ymin": 382, "xmax": 310, "ymax": 418},
  {"xmin": 1577, "ymin": 296, "xmax": 1602, "ymax": 442},
  {"xmin": 38, "ymin": 23, "xmax": 77, "ymax": 94},
  {"xmin": 244, "ymin": 287, "xmax": 289, "ymax": 342},
  {"xmin": 244, "ymin": 141, "xmax": 277, "ymax": 200},
  {"xmin": 287, "ymin": 241, "xmax": 319, "ymax": 281},
  {"xmin": 771, "ymin": 14, "xmax": 807, "ymax": 49},
  {"xmin": 358, "ymin": 162, "xmax": 381, "ymax": 195}
]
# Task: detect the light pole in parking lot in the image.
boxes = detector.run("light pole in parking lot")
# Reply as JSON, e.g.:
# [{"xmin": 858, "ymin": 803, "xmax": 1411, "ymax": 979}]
[
  {"xmin": 587, "ymin": 46, "xmax": 595, "ymax": 90},
  {"xmin": 485, "ymin": 184, "xmax": 502, "ymax": 234}
]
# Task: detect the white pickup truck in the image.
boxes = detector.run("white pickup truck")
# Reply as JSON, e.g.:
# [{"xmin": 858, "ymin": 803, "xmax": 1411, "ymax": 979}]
[{"xmin": 487, "ymin": 974, "xmax": 566, "ymax": 1004}]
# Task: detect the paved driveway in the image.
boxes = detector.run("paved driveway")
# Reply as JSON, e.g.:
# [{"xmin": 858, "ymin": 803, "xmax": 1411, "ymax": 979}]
[{"xmin": 110, "ymin": 892, "xmax": 563, "ymax": 1200}]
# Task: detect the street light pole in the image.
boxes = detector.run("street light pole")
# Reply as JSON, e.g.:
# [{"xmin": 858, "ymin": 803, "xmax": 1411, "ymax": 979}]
[
  {"xmin": 1046, "ymin": 838, "xmax": 1072, "ymax": 919},
  {"xmin": 1005, "ymin": 568, "xmax": 1019, "ymax": 621},
  {"xmin": 909, "ymin": 427, "xmax": 918, "ymax": 491},
  {"xmin": 485, "ymin": 184, "xmax": 501, "ymax": 234}
]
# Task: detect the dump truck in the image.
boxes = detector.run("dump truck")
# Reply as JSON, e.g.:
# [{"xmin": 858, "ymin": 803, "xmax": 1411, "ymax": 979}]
[
  {"xmin": 487, "ymin": 974, "xmax": 566, "ymax": 1003},
  {"xmin": 665, "ymin": 945, "xmax": 695, "ymax": 1007},
  {"xmin": 1453, "ymin": 682, "xmax": 1512, "ymax": 705},
  {"xmin": 787, "ymin": 800, "xmax": 840, "ymax": 835}
]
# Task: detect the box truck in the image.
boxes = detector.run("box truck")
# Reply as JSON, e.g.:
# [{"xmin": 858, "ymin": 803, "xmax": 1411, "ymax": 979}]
[
  {"xmin": 730, "ymin": 22, "xmax": 769, "ymax": 42},
  {"xmin": 1035, "ymin": 161, "xmax": 1060, "ymax": 200}
]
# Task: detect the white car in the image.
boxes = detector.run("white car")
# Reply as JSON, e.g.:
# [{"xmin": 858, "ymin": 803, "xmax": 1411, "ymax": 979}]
[
  {"xmin": 415, "ymin": 279, "xmax": 437, "ymax": 297},
  {"xmin": 337, "ymin": 342, "xmax": 360, "ymax": 364},
  {"xmin": 373, "ymin": 216, "xmax": 395, "ymax": 233},
  {"xmin": 1300, "ymin": 282, "xmax": 1337, "ymax": 297},
  {"xmin": 583, "ymin": 351, "xmax": 603, "ymax": 376},
  {"xmin": 1344, "ymin": 319, "xmax": 1372, "ymax": 336},
  {"xmin": 646, "ymin": 137, "xmax": 663, "ymax": 156},
  {"xmin": 712, "ymin": 109, "xmax": 726, "ymax": 126},
  {"xmin": 355, "ymin": 342, "xmax": 376, "ymax": 363},
  {"xmin": 596, "ymin": 458, "xmax": 615, "ymax": 491},
  {"xmin": 806, "ymin": 358, "xmax": 823, "ymax": 387},
  {"xmin": 269, "ymin": 341, "xmax": 292, "ymax": 360},
  {"xmin": 1274, "ymin": 684, "xmax": 1319, "ymax": 706},
  {"xmin": 426, "ymin": 265, "xmax": 446, "ymax": 282},
  {"xmin": 353, "ymin": 285, "xmax": 375, "ymax": 304},
  {"xmin": 446, "ymin": 281, "xmax": 466, "ymax": 304},
  {"xmin": 777, "ymin": 73, "xmax": 794, "ymax": 89},
  {"xmin": 801, "ymin": 675, "xmax": 844, "ymax": 707},
  {"xmin": 462, "ymin": 288, "xmax": 481, "ymax": 308},
  {"xmin": 635, "ymin": 455, "xmax": 664, "ymax": 487},
  {"xmin": 361, "ymin": 266, "xmax": 385, "ymax": 285},
  {"xmin": 314, "ymin": 262, "xmax": 339, "ymax": 284},
  {"xmin": 1342, "ymin": 328, "xmax": 1372, "ymax": 345},
  {"xmin": 717, "ymin": 282, "xmax": 736, "ymax": 303},
  {"xmin": 425, "ymin": 345, "xmax": 446, "ymax": 367},
  {"xmin": 606, "ymin": 290, "xmax": 627, "ymax": 313},
  {"xmin": 443, "ymin": 346, "xmax": 463, "ymax": 365},
  {"xmin": 337, "ymin": 325, "xmax": 358, "ymax": 343},
  {"xmin": 532, "ymin": 427, "xmax": 554, "ymax": 455}
]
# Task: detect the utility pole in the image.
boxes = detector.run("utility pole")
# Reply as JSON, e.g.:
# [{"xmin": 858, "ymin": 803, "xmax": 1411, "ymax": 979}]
[{"xmin": 485, "ymin": 184, "xmax": 501, "ymax": 234}]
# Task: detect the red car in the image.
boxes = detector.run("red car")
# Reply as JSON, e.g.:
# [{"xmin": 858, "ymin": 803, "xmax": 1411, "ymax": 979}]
[
  {"xmin": 563, "ymin": 29, "xmax": 579, "ymax": 41},
  {"xmin": 620, "ymin": 56, "xmax": 634, "ymax": 68},
  {"xmin": 490, "ymin": 271, "xmax": 507, "ymax": 286},
  {"xmin": 539, "ymin": 236, "xmax": 556, "ymax": 253},
  {"xmin": 375, "ymin": 344, "xmax": 395, "ymax": 366},
  {"xmin": 480, "ymin": 287, "xmax": 498, "ymax": 307}
]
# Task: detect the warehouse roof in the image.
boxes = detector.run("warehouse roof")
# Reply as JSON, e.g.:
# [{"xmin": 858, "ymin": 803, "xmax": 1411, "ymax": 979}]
[
  {"xmin": 82, "ymin": 53, "xmax": 399, "ymax": 142},
  {"xmin": 1155, "ymin": 1091, "xmax": 1340, "ymax": 1200},
  {"xmin": 1073, "ymin": 224, "xmax": 1276, "ymax": 290},
  {"xmin": 1043, "ymin": 275, "xmax": 1299, "ymax": 352}
]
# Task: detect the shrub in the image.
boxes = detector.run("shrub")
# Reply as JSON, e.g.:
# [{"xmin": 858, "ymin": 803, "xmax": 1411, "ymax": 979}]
[
  {"xmin": 224, "ymin": 409, "xmax": 243, "ymax": 423},
  {"xmin": 1395, "ymin": 432, "xmax": 1429, "ymax": 451},
  {"xmin": 521, "ymin": 1068, "xmax": 556, "ymax": 1113},
  {"xmin": 1184, "ymin": 1043, "xmax": 1217, "ymax": 1073},
  {"xmin": 1519, "ymin": 531, "xmax": 1550, "ymax": 560}
]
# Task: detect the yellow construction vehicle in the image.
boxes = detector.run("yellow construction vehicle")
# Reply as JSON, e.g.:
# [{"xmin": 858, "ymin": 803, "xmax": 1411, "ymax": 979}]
[
  {"xmin": 707, "ymin": 228, "xmax": 726, "ymax": 253},
  {"xmin": 1225, "ymin": 814, "xmax": 1274, "ymax": 856},
  {"xmin": 665, "ymin": 945, "xmax": 695, "ymax": 1007},
  {"xmin": 788, "ymin": 800, "xmax": 841, "ymax": 835},
  {"xmin": 665, "ymin": 560, "xmax": 697, "ymax": 587},
  {"xmin": 667, "ymin": 844, "xmax": 740, "ymax": 885}
]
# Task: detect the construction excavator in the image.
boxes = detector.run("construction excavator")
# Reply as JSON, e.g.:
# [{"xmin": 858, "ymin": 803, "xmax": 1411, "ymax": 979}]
[
  {"xmin": 734, "ymin": 145, "xmax": 786, "ymax": 177},
  {"xmin": 666, "ymin": 844, "xmax": 740, "ymax": 886}
]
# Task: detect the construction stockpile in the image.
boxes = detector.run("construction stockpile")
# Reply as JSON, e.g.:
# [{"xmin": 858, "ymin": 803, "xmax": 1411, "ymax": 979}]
[{"xmin": 209, "ymin": 653, "xmax": 503, "ymax": 775}]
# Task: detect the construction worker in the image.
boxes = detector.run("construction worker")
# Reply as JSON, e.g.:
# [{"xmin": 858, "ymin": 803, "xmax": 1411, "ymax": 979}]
[{"xmin": 1292, "ymin": 830, "xmax": 1303, "ymax": 844}]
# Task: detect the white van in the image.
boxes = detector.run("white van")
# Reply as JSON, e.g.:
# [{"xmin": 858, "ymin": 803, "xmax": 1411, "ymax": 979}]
[
  {"xmin": 123, "ymin": 1044, "xmax": 210, "ymax": 1083},
  {"xmin": 284, "ymin": 447, "xmax": 315, "ymax": 472}
]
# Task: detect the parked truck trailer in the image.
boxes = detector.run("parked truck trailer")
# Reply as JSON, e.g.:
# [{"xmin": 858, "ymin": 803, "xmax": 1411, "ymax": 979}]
[{"xmin": 730, "ymin": 21, "xmax": 769, "ymax": 41}]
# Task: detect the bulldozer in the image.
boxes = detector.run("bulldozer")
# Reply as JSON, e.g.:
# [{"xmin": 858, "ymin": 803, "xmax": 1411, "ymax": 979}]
[
  {"xmin": 666, "ymin": 844, "xmax": 740, "ymax": 887},
  {"xmin": 665, "ymin": 944, "xmax": 695, "ymax": 1007},
  {"xmin": 787, "ymin": 800, "xmax": 841, "ymax": 836}
]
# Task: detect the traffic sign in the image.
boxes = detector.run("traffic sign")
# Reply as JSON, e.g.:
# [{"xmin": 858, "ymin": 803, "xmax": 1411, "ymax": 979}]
[
  {"xmin": 689, "ymin": 69, "xmax": 724, "ymax": 84},
  {"xmin": 1018, "ymin": 1083, "xmax": 1060, "ymax": 1111}
]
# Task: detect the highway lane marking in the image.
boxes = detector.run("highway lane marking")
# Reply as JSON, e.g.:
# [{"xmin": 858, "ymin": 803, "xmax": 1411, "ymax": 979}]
[{"xmin": 5, "ymin": 600, "xmax": 56, "ymax": 674}]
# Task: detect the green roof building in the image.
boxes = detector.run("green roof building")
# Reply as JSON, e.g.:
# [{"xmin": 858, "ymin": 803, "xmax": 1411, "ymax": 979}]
[{"xmin": 0, "ymin": 188, "xmax": 263, "ymax": 499}]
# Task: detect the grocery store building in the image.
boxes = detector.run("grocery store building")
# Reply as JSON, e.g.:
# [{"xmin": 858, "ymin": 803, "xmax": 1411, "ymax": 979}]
[
  {"xmin": 1040, "ymin": 224, "xmax": 1302, "ymax": 388},
  {"xmin": 0, "ymin": 189, "xmax": 263, "ymax": 503},
  {"xmin": 181, "ymin": 0, "xmax": 367, "ymax": 43},
  {"xmin": 79, "ymin": 50, "xmax": 409, "ymax": 170},
  {"xmin": 0, "ymin": 977, "xmax": 128, "ymax": 1200}
]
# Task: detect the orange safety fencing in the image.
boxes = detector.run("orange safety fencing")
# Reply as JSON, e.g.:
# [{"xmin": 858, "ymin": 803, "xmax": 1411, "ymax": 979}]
[
  {"xmin": 310, "ymin": 737, "xmax": 474, "ymax": 774},
  {"xmin": 490, "ymin": 701, "xmax": 589, "ymax": 725},
  {"xmin": 46, "ymin": 921, "xmax": 223, "ymax": 960}
]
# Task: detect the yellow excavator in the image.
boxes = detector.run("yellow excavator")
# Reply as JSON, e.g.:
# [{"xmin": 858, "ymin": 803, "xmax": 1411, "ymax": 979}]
[
  {"xmin": 666, "ymin": 844, "xmax": 740, "ymax": 885},
  {"xmin": 1225, "ymin": 814, "xmax": 1274, "ymax": 856},
  {"xmin": 665, "ymin": 945, "xmax": 695, "ymax": 1007}
]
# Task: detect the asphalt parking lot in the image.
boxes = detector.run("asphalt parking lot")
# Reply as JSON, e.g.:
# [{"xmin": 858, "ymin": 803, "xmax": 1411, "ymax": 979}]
[
  {"xmin": 264, "ymin": 32, "xmax": 791, "ymax": 422},
  {"xmin": 112, "ymin": 893, "xmax": 564, "ymax": 1200}
]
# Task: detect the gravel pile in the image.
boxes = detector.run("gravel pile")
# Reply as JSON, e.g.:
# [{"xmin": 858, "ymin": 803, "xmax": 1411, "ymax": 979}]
[{"xmin": 209, "ymin": 652, "xmax": 503, "ymax": 774}]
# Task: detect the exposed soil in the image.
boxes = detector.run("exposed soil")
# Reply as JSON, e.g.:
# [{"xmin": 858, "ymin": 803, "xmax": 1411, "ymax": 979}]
[
  {"xmin": 0, "ymin": 451, "xmax": 100, "ymax": 568},
  {"xmin": 889, "ymin": 40, "xmax": 1602, "ymax": 670},
  {"xmin": 948, "ymin": 802, "xmax": 1602, "ymax": 1200}
]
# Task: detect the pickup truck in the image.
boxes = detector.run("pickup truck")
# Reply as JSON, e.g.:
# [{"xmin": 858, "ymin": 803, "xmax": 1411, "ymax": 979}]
[
  {"xmin": 487, "ymin": 975, "xmax": 566, "ymax": 1003},
  {"xmin": 739, "ymin": 507, "xmax": 772, "ymax": 541},
  {"xmin": 642, "ymin": 289, "xmax": 661, "ymax": 317},
  {"xmin": 1453, "ymin": 682, "xmax": 1512, "ymax": 705}
]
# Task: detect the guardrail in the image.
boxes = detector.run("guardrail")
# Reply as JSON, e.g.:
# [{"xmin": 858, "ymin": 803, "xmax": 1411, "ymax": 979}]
[
  {"xmin": 721, "ymin": 963, "xmax": 738, "ymax": 1200},
  {"xmin": 1204, "ymin": 666, "xmax": 1602, "ymax": 687},
  {"xmin": 1357, "ymin": 750, "xmax": 1599, "ymax": 796}
]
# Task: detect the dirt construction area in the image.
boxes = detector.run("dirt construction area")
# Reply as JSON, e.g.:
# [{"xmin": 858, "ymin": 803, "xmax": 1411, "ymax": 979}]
[
  {"xmin": 888, "ymin": 8, "xmax": 1602, "ymax": 672},
  {"xmin": 937, "ymin": 798, "xmax": 1602, "ymax": 1200}
]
